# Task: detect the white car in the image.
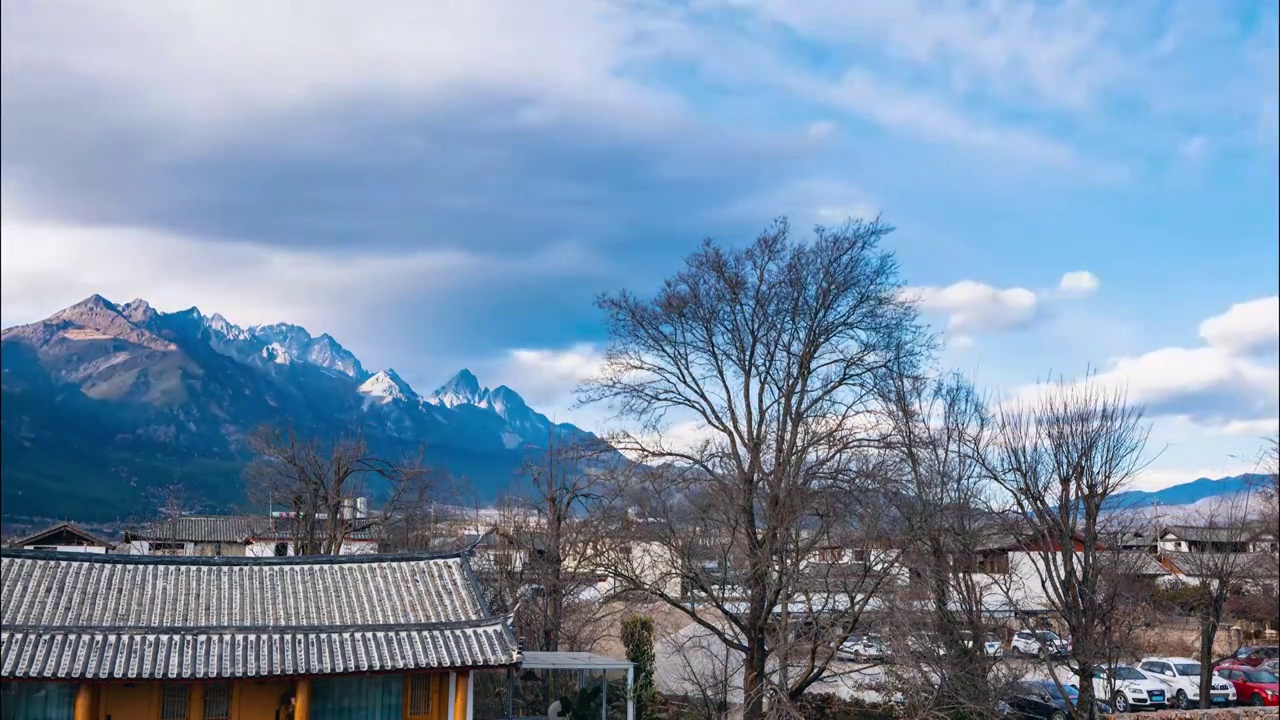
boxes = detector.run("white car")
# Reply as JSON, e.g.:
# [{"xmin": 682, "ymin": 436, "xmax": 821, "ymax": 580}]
[
  {"xmin": 1090, "ymin": 665, "xmax": 1169, "ymax": 712},
  {"xmin": 1011, "ymin": 630, "xmax": 1068, "ymax": 657},
  {"xmin": 905, "ymin": 632, "xmax": 948, "ymax": 657},
  {"xmin": 838, "ymin": 634, "xmax": 888, "ymax": 662},
  {"xmin": 960, "ymin": 631, "xmax": 1004, "ymax": 658},
  {"xmin": 1138, "ymin": 657, "xmax": 1236, "ymax": 709}
]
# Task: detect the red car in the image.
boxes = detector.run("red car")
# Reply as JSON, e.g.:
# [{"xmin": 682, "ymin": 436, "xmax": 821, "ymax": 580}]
[
  {"xmin": 1216, "ymin": 664, "xmax": 1279, "ymax": 707},
  {"xmin": 1229, "ymin": 646, "xmax": 1280, "ymax": 667}
]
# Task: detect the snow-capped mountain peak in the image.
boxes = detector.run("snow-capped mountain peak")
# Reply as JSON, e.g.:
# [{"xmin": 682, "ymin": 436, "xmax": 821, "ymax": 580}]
[
  {"xmin": 483, "ymin": 385, "xmax": 528, "ymax": 418},
  {"xmin": 429, "ymin": 368, "xmax": 485, "ymax": 407},
  {"xmin": 260, "ymin": 342, "xmax": 293, "ymax": 365},
  {"xmin": 358, "ymin": 369, "xmax": 418, "ymax": 406}
]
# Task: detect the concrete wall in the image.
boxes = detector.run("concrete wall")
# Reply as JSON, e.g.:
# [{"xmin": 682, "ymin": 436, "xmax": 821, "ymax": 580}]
[
  {"xmin": 21, "ymin": 544, "xmax": 107, "ymax": 554},
  {"xmin": 243, "ymin": 538, "xmax": 379, "ymax": 556},
  {"xmin": 1107, "ymin": 709, "xmax": 1279, "ymax": 720}
]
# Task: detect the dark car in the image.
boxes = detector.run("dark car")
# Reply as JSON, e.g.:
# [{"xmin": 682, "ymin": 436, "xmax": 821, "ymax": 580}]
[
  {"xmin": 1230, "ymin": 646, "xmax": 1280, "ymax": 668},
  {"xmin": 999, "ymin": 680, "xmax": 1111, "ymax": 720}
]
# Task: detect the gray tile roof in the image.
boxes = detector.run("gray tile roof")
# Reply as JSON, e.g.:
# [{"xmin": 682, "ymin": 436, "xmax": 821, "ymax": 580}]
[
  {"xmin": 0, "ymin": 549, "xmax": 519, "ymax": 680},
  {"xmin": 123, "ymin": 515, "xmax": 272, "ymax": 543},
  {"xmin": 11, "ymin": 522, "xmax": 114, "ymax": 549}
]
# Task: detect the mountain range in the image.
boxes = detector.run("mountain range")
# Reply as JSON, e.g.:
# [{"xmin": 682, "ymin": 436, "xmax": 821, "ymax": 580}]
[
  {"xmin": 0, "ymin": 295, "xmax": 597, "ymax": 521},
  {"xmin": 1105, "ymin": 474, "xmax": 1273, "ymax": 513},
  {"xmin": 1, "ymin": 295, "xmax": 1265, "ymax": 524}
]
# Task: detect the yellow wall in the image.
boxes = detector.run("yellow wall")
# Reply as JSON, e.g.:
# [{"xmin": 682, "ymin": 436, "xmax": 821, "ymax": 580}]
[
  {"xmin": 82, "ymin": 671, "xmax": 473, "ymax": 720},
  {"xmin": 453, "ymin": 673, "xmax": 467, "ymax": 720},
  {"xmin": 233, "ymin": 679, "xmax": 295, "ymax": 720},
  {"xmin": 99, "ymin": 683, "xmax": 158, "ymax": 720}
]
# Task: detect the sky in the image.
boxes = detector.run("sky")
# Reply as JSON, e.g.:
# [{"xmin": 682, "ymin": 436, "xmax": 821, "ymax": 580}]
[{"xmin": 1, "ymin": 0, "xmax": 1277, "ymax": 490}]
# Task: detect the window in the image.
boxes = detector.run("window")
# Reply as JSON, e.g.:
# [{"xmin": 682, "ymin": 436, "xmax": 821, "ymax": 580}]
[
  {"xmin": 151, "ymin": 542, "xmax": 186, "ymax": 555},
  {"xmin": 160, "ymin": 684, "xmax": 189, "ymax": 720},
  {"xmin": 274, "ymin": 542, "xmax": 289, "ymax": 556},
  {"xmin": 204, "ymin": 683, "xmax": 231, "ymax": 720},
  {"xmin": 407, "ymin": 674, "xmax": 433, "ymax": 718}
]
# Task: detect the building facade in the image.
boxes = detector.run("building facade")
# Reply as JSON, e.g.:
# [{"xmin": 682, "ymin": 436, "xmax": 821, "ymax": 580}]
[
  {"xmin": 9, "ymin": 523, "xmax": 113, "ymax": 554},
  {"xmin": 0, "ymin": 548, "xmax": 520, "ymax": 720},
  {"xmin": 122, "ymin": 515, "xmax": 380, "ymax": 557}
]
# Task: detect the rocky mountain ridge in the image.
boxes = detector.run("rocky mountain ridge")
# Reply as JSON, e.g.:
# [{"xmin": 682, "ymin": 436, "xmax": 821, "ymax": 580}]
[{"xmin": 0, "ymin": 295, "xmax": 598, "ymax": 520}]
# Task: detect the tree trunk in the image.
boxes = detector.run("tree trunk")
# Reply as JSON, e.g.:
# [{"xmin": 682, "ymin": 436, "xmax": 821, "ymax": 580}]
[
  {"xmin": 742, "ymin": 632, "xmax": 768, "ymax": 720},
  {"xmin": 1073, "ymin": 663, "xmax": 1097, "ymax": 720},
  {"xmin": 1198, "ymin": 594, "xmax": 1224, "ymax": 709}
]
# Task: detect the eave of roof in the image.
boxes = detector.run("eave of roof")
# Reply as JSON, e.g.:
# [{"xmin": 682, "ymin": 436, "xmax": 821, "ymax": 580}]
[
  {"xmin": 0, "ymin": 548, "xmax": 519, "ymax": 679},
  {"xmin": 11, "ymin": 522, "xmax": 114, "ymax": 549}
]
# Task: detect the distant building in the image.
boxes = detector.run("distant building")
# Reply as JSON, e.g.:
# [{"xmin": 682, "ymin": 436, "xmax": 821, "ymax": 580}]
[
  {"xmin": 0, "ymin": 548, "xmax": 520, "ymax": 719},
  {"xmin": 123, "ymin": 513, "xmax": 381, "ymax": 556},
  {"xmin": 9, "ymin": 522, "xmax": 114, "ymax": 554},
  {"xmin": 1157, "ymin": 525, "xmax": 1279, "ymax": 555}
]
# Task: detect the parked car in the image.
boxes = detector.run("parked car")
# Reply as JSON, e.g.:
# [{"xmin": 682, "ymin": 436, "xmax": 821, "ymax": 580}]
[
  {"xmin": 998, "ymin": 680, "xmax": 1111, "ymax": 720},
  {"xmin": 1215, "ymin": 664, "xmax": 1279, "ymax": 707},
  {"xmin": 1138, "ymin": 657, "xmax": 1236, "ymax": 709},
  {"xmin": 838, "ymin": 634, "xmax": 888, "ymax": 662},
  {"xmin": 1265, "ymin": 659, "xmax": 1280, "ymax": 674},
  {"xmin": 1090, "ymin": 664, "xmax": 1169, "ymax": 712},
  {"xmin": 1229, "ymin": 646, "xmax": 1280, "ymax": 668},
  {"xmin": 1011, "ymin": 629, "xmax": 1069, "ymax": 657},
  {"xmin": 906, "ymin": 632, "xmax": 948, "ymax": 657},
  {"xmin": 1010, "ymin": 630, "xmax": 1044, "ymax": 657},
  {"xmin": 960, "ymin": 631, "xmax": 1005, "ymax": 658}
]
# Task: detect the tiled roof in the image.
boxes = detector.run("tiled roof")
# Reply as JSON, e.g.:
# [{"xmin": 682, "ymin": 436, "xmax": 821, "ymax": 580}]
[
  {"xmin": 124, "ymin": 515, "xmax": 383, "ymax": 544},
  {"xmin": 123, "ymin": 515, "xmax": 272, "ymax": 543},
  {"xmin": 11, "ymin": 522, "xmax": 114, "ymax": 549},
  {"xmin": 1161, "ymin": 551, "xmax": 1280, "ymax": 579},
  {"xmin": 0, "ymin": 549, "xmax": 519, "ymax": 680}
]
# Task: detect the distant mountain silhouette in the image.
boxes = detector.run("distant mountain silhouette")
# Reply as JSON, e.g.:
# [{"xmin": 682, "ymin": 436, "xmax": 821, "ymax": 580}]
[
  {"xmin": 1105, "ymin": 474, "xmax": 1271, "ymax": 511},
  {"xmin": 1, "ymin": 295, "xmax": 605, "ymax": 521}
]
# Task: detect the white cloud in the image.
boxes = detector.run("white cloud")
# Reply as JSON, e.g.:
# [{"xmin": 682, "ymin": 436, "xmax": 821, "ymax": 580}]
[
  {"xmin": 497, "ymin": 344, "xmax": 606, "ymax": 408},
  {"xmin": 1057, "ymin": 270, "xmax": 1100, "ymax": 297},
  {"xmin": 1177, "ymin": 135, "xmax": 1210, "ymax": 161},
  {"xmin": 1198, "ymin": 295, "xmax": 1279, "ymax": 356},
  {"xmin": 0, "ymin": 194, "xmax": 598, "ymax": 334},
  {"xmin": 805, "ymin": 120, "xmax": 838, "ymax": 140},
  {"xmin": 903, "ymin": 270, "xmax": 1098, "ymax": 334},
  {"xmin": 904, "ymin": 281, "xmax": 1038, "ymax": 332},
  {"xmin": 1007, "ymin": 296, "xmax": 1279, "ymax": 428},
  {"xmin": 745, "ymin": 0, "xmax": 1121, "ymax": 112},
  {"xmin": 0, "ymin": 1, "xmax": 681, "ymax": 135}
]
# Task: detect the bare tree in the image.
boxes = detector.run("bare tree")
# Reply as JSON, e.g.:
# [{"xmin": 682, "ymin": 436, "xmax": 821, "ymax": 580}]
[
  {"xmin": 244, "ymin": 425, "xmax": 432, "ymax": 555},
  {"xmin": 582, "ymin": 218, "xmax": 928, "ymax": 719},
  {"xmin": 1261, "ymin": 436, "xmax": 1279, "ymax": 550},
  {"xmin": 881, "ymin": 372, "xmax": 1023, "ymax": 719},
  {"xmin": 975, "ymin": 378, "xmax": 1152, "ymax": 720},
  {"xmin": 1161, "ymin": 494, "xmax": 1263, "ymax": 708}
]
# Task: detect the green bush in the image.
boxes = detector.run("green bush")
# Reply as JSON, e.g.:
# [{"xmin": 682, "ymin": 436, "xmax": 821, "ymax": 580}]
[{"xmin": 622, "ymin": 615, "xmax": 658, "ymax": 720}]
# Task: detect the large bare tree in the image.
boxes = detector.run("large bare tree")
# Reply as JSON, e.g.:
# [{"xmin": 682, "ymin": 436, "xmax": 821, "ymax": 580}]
[
  {"xmin": 881, "ymin": 372, "xmax": 1022, "ymax": 719},
  {"xmin": 510, "ymin": 432, "xmax": 622, "ymax": 653},
  {"xmin": 1163, "ymin": 493, "xmax": 1265, "ymax": 708},
  {"xmin": 975, "ymin": 378, "xmax": 1152, "ymax": 720},
  {"xmin": 244, "ymin": 425, "xmax": 432, "ymax": 555},
  {"xmin": 582, "ymin": 218, "xmax": 928, "ymax": 719}
]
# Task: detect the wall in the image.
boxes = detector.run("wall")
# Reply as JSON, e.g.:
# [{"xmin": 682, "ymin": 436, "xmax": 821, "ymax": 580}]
[
  {"xmin": 1108, "ymin": 709, "xmax": 1278, "ymax": 720},
  {"xmin": 244, "ymin": 538, "xmax": 379, "ymax": 557},
  {"xmin": 22, "ymin": 544, "xmax": 107, "ymax": 554}
]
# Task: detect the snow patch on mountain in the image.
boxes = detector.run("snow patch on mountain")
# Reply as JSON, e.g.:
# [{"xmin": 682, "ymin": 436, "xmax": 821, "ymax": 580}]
[
  {"xmin": 260, "ymin": 343, "xmax": 292, "ymax": 365},
  {"xmin": 358, "ymin": 369, "xmax": 418, "ymax": 408}
]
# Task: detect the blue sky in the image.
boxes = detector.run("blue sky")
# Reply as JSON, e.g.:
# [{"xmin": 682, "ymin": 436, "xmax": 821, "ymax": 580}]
[{"xmin": 2, "ymin": 0, "xmax": 1276, "ymax": 489}]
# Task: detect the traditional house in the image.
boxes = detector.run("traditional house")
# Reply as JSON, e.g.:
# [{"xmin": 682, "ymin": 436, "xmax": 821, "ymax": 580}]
[
  {"xmin": 0, "ymin": 548, "xmax": 520, "ymax": 719},
  {"xmin": 9, "ymin": 522, "xmax": 114, "ymax": 554},
  {"xmin": 123, "ymin": 515, "xmax": 381, "ymax": 557},
  {"xmin": 1157, "ymin": 525, "xmax": 1278, "ymax": 555}
]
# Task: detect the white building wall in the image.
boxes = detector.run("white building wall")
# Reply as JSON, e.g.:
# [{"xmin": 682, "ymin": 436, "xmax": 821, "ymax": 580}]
[{"xmin": 21, "ymin": 544, "xmax": 107, "ymax": 554}]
